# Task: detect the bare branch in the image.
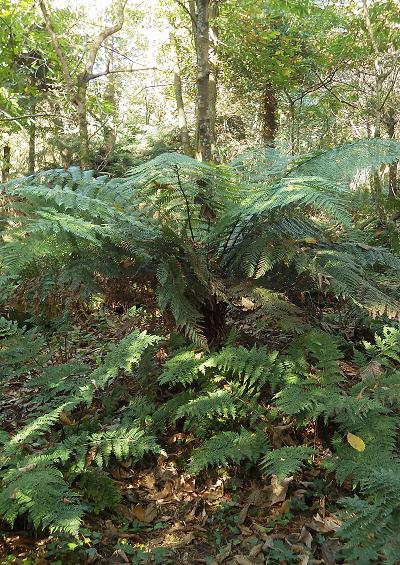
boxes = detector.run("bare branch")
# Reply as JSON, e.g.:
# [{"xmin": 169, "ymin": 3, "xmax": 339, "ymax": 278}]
[
  {"xmin": 173, "ymin": 0, "xmax": 197, "ymax": 28},
  {"xmin": 86, "ymin": 66, "xmax": 159, "ymax": 81},
  {"xmin": 0, "ymin": 113, "xmax": 63, "ymax": 123},
  {"xmin": 84, "ymin": 0, "xmax": 128, "ymax": 76}
]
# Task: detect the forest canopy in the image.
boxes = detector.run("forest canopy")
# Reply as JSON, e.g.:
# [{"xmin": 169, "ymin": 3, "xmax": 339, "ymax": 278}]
[{"xmin": 1, "ymin": 0, "xmax": 400, "ymax": 563}]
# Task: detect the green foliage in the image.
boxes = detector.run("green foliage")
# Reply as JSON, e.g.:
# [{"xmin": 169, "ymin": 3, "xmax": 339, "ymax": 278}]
[
  {"xmin": 339, "ymin": 468, "xmax": 400, "ymax": 564},
  {"xmin": 0, "ymin": 464, "xmax": 86, "ymax": 535},
  {"xmin": 188, "ymin": 429, "xmax": 267, "ymax": 475},
  {"xmin": 260, "ymin": 446, "xmax": 314, "ymax": 480},
  {"xmin": 88, "ymin": 426, "xmax": 160, "ymax": 467},
  {"xmin": 77, "ymin": 470, "xmax": 121, "ymax": 513},
  {"xmin": 0, "ymin": 322, "xmax": 161, "ymax": 536},
  {"xmin": 3, "ymin": 140, "xmax": 400, "ymax": 346}
]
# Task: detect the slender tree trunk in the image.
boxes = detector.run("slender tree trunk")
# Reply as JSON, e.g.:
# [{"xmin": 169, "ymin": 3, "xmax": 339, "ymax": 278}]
[
  {"xmin": 74, "ymin": 80, "xmax": 90, "ymax": 169},
  {"xmin": 386, "ymin": 108, "xmax": 398, "ymax": 198},
  {"xmin": 261, "ymin": 82, "xmax": 277, "ymax": 146},
  {"xmin": 1, "ymin": 145, "xmax": 11, "ymax": 183},
  {"xmin": 103, "ymin": 38, "xmax": 117, "ymax": 155},
  {"xmin": 194, "ymin": 0, "xmax": 212, "ymax": 162},
  {"xmin": 209, "ymin": 0, "xmax": 219, "ymax": 156},
  {"xmin": 28, "ymin": 111, "xmax": 36, "ymax": 175},
  {"xmin": 170, "ymin": 32, "xmax": 192, "ymax": 156}
]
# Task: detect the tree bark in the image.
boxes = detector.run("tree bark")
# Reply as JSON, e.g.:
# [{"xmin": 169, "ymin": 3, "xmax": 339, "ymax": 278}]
[
  {"xmin": 385, "ymin": 107, "xmax": 398, "ymax": 198},
  {"xmin": 170, "ymin": 32, "xmax": 193, "ymax": 156},
  {"xmin": 28, "ymin": 119, "xmax": 36, "ymax": 175},
  {"xmin": 261, "ymin": 82, "xmax": 277, "ymax": 146},
  {"xmin": 208, "ymin": 0, "xmax": 219, "ymax": 156},
  {"xmin": 74, "ymin": 80, "xmax": 90, "ymax": 170},
  {"xmin": 2, "ymin": 145, "xmax": 11, "ymax": 183},
  {"xmin": 103, "ymin": 42, "xmax": 117, "ymax": 155},
  {"xmin": 193, "ymin": 0, "xmax": 212, "ymax": 162}
]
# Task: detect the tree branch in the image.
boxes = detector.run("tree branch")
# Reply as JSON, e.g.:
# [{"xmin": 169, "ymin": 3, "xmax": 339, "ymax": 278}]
[
  {"xmin": 173, "ymin": 0, "xmax": 197, "ymax": 29},
  {"xmin": 0, "ymin": 113, "xmax": 62, "ymax": 123},
  {"xmin": 86, "ymin": 66, "xmax": 158, "ymax": 81},
  {"xmin": 84, "ymin": 0, "xmax": 128, "ymax": 76},
  {"xmin": 38, "ymin": 0, "xmax": 75, "ymax": 93}
]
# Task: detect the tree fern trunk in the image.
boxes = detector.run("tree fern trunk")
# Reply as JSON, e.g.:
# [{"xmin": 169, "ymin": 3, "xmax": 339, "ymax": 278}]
[{"xmin": 201, "ymin": 298, "xmax": 227, "ymax": 350}]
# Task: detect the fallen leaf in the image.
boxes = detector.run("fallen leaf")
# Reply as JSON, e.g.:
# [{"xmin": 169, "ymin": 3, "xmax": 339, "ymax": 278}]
[
  {"xmin": 321, "ymin": 539, "xmax": 341, "ymax": 565},
  {"xmin": 298, "ymin": 526, "xmax": 313, "ymax": 549},
  {"xmin": 108, "ymin": 549, "xmax": 130, "ymax": 564},
  {"xmin": 111, "ymin": 466, "xmax": 133, "ymax": 479},
  {"xmin": 17, "ymin": 463, "xmax": 37, "ymax": 474},
  {"xmin": 234, "ymin": 556, "xmax": 256, "ymax": 565},
  {"xmin": 262, "ymin": 536, "xmax": 275, "ymax": 551},
  {"xmin": 347, "ymin": 432, "xmax": 366, "ymax": 452},
  {"xmin": 268, "ymin": 475, "xmax": 293, "ymax": 506},
  {"xmin": 249, "ymin": 542, "xmax": 263, "ymax": 558},
  {"xmin": 360, "ymin": 360, "xmax": 384, "ymax": 380},
  {"xmin": 238, "ymin": 502, "xmax": 251, "ymax": 525},
  {"xmin": 241, "ymin": 297, "xmax": 256, "ymax": 310},
  {"xmin": 216, "ymin": 543, "xmax": 232, "ymax": 563},
  {"xmin": 277, "ymin": 498, "xmax": 291, "ymax": 515},
  {"xmin": 307, "ymin": 513, "xmax": 341, "ymax": 533},
  {"xmin": 164, "ymin": 531, "xmax": 195, "ymax": 548},
  {"xmin": 131, "ymin": 502, "xmax": 157, "ymax": 523}
]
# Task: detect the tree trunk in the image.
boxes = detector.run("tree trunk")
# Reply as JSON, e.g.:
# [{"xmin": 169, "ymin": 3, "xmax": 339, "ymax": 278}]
[
  {"xmin": 75, "ymin": 80, "xmax": 90, "ymax": 169},
  {"xmin": 2, "ymin": 145, "xmax": 11, "ymax": 183},
  {"xmin": 385, "ymin": 108, "xmax": 398, "ymax": 198},
  {"xmin": 194, "ymin": 0, "xmax": 212, "ymax": 162},
  {"xmin": 261, "ymin": 82, "xmax": 277, "ymax": 146},
  {"xmin": 209, "ymin": 0, "xmax": 219, "ymax": 157},
  {"xmin": 28, "ymin": 116, "xmax": 36, "ymax": 175},
  {"xmin": 103, "ymin": 39, "xmax": 117, "ymax": 156},
  {"xmin": 170, "ymin": 32, "xmax": 193, "ymax": 156}
]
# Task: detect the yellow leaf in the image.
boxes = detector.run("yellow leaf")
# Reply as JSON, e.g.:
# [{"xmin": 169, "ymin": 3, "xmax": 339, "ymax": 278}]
[
  {"xmin": 347, "ymin": 432, "xmax": 365, "ymax": 452},
  {"xmin": 303, "ymin": 237, "xmax": 318, "ymax": 245}
]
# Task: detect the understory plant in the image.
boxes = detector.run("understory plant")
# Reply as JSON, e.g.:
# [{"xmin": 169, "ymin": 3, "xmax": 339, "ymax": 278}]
[
  {"xmin": 1, "ymin": 139, "xmax": 400, "ymax": 347},
  {"xmin": 2, "ymin": 139, "xmax": 400, "ymax": 563}
]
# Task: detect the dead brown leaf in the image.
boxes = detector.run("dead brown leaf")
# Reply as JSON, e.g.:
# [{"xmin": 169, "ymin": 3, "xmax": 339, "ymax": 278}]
[
  {"xmin": 234, "ymin": 556, "xmax": 256, "ymax": 565},
  {"xmin": 108, "ymin": 548, "xmax": 130, "ymax": 563},
  {"xmin": 131, "ymin": 502, "xmax": 157, "ymax": 523},
  {"xmin": 268, "ymin": 475, "xmax": 293, "ymax": 506},
  {"xmin": 298, "ymin": 526, "xmax": 313, "ymax": 549},
  {"xmin": 360, "ymin": 360, "xmax": 384, "ymax": 380},
  {"xmin": 307, "ymin": 513, "xmax": 341, "ymax": 533}
]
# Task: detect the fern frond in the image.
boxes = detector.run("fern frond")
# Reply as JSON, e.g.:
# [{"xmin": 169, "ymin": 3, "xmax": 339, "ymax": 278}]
[
  {"xmin": 188, "ymin": 429, "xmax": 268, "ymax": 474},
  {"xmin": 260, "ymin": 446, "xmax": 314, "ymax": 479},
  {"xmin": 0, "ymin": 464, "xmax": 85, "ymax": 535}
]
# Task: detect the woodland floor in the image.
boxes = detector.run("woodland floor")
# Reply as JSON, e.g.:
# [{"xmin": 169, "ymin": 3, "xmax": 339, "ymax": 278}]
[{"xmin": 0, "ymin": 291, "xmax": 353, "ymax": 565}]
